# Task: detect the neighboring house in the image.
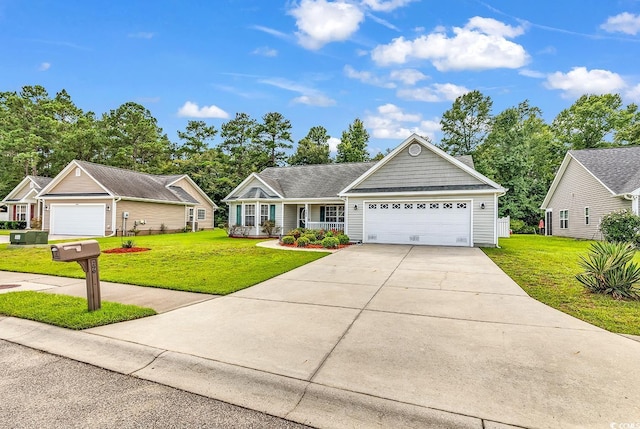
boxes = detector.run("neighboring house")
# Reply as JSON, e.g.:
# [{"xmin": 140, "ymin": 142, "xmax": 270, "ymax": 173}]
[
  {"xmin": 0, "ymin": 205, "xmax": 7, "ymax": 222},
  {"xmin": 1, "ymin": 175, "xmax": 53, "ymax": 228},
  {"xmin": 224, "ymin": 134, "xmax": 505, "ymax": 247},
  {"xmin": 34, "ymin": 160, "xmax": 217, "ymax": 236},
  {"xmin": 540, "ymin": 146, "xmax": 640, "ymax": 240}
]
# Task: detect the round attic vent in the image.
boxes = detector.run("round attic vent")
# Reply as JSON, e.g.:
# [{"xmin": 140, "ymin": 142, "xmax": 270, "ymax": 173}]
[{"xmin": 408, "ymin": 143, "xmax": 422, "ymax": 157}]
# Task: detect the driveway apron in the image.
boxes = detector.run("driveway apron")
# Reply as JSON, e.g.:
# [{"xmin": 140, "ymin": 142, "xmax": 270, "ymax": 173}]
[{"xmin": 35, "ymin": 244, "xmax": 640, "ymax": 428}]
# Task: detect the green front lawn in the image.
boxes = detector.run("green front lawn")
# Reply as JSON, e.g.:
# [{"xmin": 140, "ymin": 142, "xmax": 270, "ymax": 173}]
[
  {"xmin": 0, "ymin": 291, "xmax": 156, "ymax": 330},
  {"xmin": 0, "ymin": 229, "xmax": 327, "ymax": 295},
  {"xmin": 483, "ymin": 235, "xmax": 640, "ymax": 335},
  {"xmin": 0, "ymin": 230, "xmax": 10, "ymax": 235}
]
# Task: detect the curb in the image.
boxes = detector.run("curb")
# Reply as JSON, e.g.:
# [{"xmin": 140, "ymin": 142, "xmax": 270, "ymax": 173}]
[{"xmin": 0, "ymin": 317, "xmax": 525, "ymax": 429}]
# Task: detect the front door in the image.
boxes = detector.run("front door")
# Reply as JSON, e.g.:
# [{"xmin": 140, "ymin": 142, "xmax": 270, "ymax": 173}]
[
  {"xmin": 299, "ymin": 207, "xmax": 306, "ymax": 228},
  {"xmin": 546, "ymin": 210, "xmax": 553, "ymax": 236}
]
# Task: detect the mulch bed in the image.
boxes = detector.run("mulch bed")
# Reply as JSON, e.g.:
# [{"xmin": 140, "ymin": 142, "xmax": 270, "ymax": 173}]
[
  {"xmin": 279, "ymin": 243, "xmax": 350, "ymax": 250},
  {"xmin": 103, "ymin": 247, "xmax": 151, "ymax": 254}
]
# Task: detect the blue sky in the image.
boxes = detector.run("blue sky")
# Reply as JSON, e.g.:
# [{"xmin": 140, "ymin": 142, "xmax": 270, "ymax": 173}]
[{"xmin": 2, "ymin": 0, "xmax": 640, "ymax": 155}]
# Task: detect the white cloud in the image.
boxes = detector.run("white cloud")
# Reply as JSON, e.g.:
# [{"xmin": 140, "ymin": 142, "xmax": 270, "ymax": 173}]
[
  {"xmin": 251, "ymin": 25, "xmax": 291, "ymax": 40},
  {"xmin": 328, "ymin": 137, "xmax": 341, "ymax": 152},
  {"xmin": 545, "ymin": 67, "xmax": 626, "ymax": 98},
  {"xmin": 292, "ymin": 94, "xmax": 336, "ymax": 106},
  {"xmin": 364, "ymin": 103, "xmax": 440, "ymax": 139},
  {"xmin": 252, "ymin": 46, "xmax": 278, "ymax": 57},
  {"xmin": 38, "ymin": 62, "xmax": 51, "ymax": 71},
  {"xmin": 600, "ymin": 12, "xmax": 640, "ymax": 35},
  {"xmin": 371, "ymin": 16, "xmax": 529, "ymax": 71},
  {"xmin": 128, "ymin": 32, "xmax": 155, "ymax": 39},
  {"xmin": 361, "ymin": 0, "xmax": 415, "ymax": 12},
  {"xmin": 344, "ymin": 65, "xmax": 396, "ymax": 88},
  {"xmin": 627, "ymin": 84, "xmax": 640, "ymax": 102},
  {"xmin": 289, "ymin": 0, "xmax": 364, "ymax": 50},
  {"xmin": 519, "ymin": 69, "xmax": 546, "ymax": 78},
  {"xmin": 389, "ymin": 68, "xmax": 428, "ymax": 85},
  {"xmin": 398, "ymin": 83, "xmax": 469, "ymax": 102},
  {"xmin": 177, "ymin": 101, "xmax": 229, "ymax": 119}
]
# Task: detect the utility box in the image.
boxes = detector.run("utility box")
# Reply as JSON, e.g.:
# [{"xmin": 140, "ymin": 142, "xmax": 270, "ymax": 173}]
[
  {"xmin": 50, "ymin": 240, "xmax": 102, "ymax": 311},
  {"xmin": 9, "ymin": 231, "xmax": 28, "ymax": 245},
  {"xmin": 34, "ymin": 231, "xmax": 49, "ymax": 244}
]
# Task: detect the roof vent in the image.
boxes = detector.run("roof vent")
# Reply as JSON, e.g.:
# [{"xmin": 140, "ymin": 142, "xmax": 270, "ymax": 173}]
[{"xmin": 408, "ymin": 143, "xmax": 422, "ymax": 157}]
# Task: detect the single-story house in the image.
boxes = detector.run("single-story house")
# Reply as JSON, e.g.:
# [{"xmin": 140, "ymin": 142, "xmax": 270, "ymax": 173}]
[
  {"xmin": 223, "ymin": 134, "xmax": 505, "ymax": 247},
  {"xmin": 1, "ymin": 175, "xmax": 53, "ymax": 228},
  {"xmin": 540, "ymin": 146, "xmax": 640, "ymax": 239},
  {"xmin": 34, "ymin": 160, "xmax": 217, "ymax": 236}
]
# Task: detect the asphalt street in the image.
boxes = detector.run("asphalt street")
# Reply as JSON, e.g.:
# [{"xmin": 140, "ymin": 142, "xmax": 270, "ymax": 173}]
[{"xmin": 0, "ymin": 340, "xmax": 310, "ymax": 429}]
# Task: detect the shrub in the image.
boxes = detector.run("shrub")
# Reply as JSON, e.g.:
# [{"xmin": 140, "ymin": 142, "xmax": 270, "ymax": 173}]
[
  {"xmin": 281, "ymin": 235, "xmax": 295, "ymax": 245},
  {"xmin": 297, "ymin": 237, "xmax": 310, "ymax": 247},
  {"xmin": 261, "ymin": 220, "xmax": 277, "ymax": 236},
  {"xmin": 303, "ymin": 233, "xmax": 317, "ymax": 243},
  {"xmin": 325, "ymin": 230, "xmax": 334, "ymax": 238},
  {"xmin": 575, "ymin": 241, "xmax": 640, "ymax": 300},
  {"xmin": 160, "ymin": 223, "xmax": 167, "ymax": 234},
  {"xmin": 600, "ymin": 210, "xmax": 640, "ymax": 246},
  {"xmin": 121, "ymin": 239, "xmax": 136, "ymax": 249},
  {"xmin": 315, "ymin": 229, "xmax": 326, "ymax": 241},
  {"xmin": 337, "ymin": 234, "xmax": 350, "ymax": 245},
  {"xmin": 509, "ymin": 219, "xmax": 534, "ymax": 234},
  {"xmin": 286, "ymin": 229, "xmax": 302, "ymax": 239},
  {"xmin": 322, "ymin": 236, "xmax": 339, "ymax": 249}
]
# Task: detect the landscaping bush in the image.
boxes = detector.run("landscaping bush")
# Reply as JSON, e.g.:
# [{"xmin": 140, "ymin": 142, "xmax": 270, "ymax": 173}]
[
  {"xmin": 322, "ymin": 236, "xmax": 339, "ymax": 249},
  {"xmin": 297, "ymin": 237, "xmax": 310, "ymax": 247},
  {"xmin": 261, "ymin": 220, "xmax": 277, "ymax": 236},
  {"xmin": 303, "ymin": 233, "xmax": 317, "ymax": 243},
  {"xmin": 337, "ymin": 234, "xmax": 350, "ymax": 245},
  {"xmin": 281, "ymin": 235, "xmax": 295, "ymax": 245},
  {"xmin": 575, "ymin": 241, "xmax": 640, "ymax": 300},
  {"xmin": 0, "ymin": 221, "xmax": 27, "ymax": 230},
  {"xmin": 315, "ymin": 229, "xmax": 326, "ymax": 241},
  {"xmin": 600, "ymin": 210, "xmax": 640, "ymax": 246},
  {"xmin": 510, "ymin": 219, "xmax": 534, "ymax": 234},
  {"xmin": 286, "ymin": 229, "xmax": 302, "ymax": 239},
  {"xmin": 325, "ymin": 230, "xmax": 334, "ymax": 238},
  {"xmin": 121, "ymin": 239, "xmax": 136, "ymax": 249}
]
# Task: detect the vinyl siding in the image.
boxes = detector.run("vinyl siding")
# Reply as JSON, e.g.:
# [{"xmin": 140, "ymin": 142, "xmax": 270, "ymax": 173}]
[
  {"xmin": 346, "ymin": 195, "xmax": 496, "ymax": 246},
  {"xmin": 171, "ymin": 177, "xmax": 215, "ymax": 229},
  {"xmin": 117, "ymin": 200, "xmax": 186, "ymax": 234},
  {"xmin": 354, "ymin": 146, "xmax": 484, "ymax": 190},
  {"xmin": 51, "ymin": 168, "xmax": 105, "ymax": 194},
  {"xmin": 283, "ymin": 204, "xmax": 297, "ymax": 233},
  {"xmin": 14, "ymin": 182, "xmax": 34, "ymax": 199},
  {"xmin": 547, "ymin": 157, "xmax": 629, "ymax": 239},
  {"xmin": 42, "ymin": 198, "xmax": 112, "ymax": 235},
  {"xmin": 230, "ymin": 177, "xmax": 268, "ymax": 198}
]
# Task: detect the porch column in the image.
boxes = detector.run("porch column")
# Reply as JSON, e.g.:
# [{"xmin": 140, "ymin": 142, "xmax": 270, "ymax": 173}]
[
  {"xmin": 280, "ymin": 202, "xmax": 285, "ymax": 236},
  {"xmin": 304, "ymin": 203, "xmax": 309, "ymax": 228},
  {"xmin": 26, "ymin": 203, "xmax": 31, "ymax": 229}
]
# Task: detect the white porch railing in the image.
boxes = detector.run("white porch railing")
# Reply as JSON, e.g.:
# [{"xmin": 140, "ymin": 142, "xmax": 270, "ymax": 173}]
[
  {"xmin": 497, "ymin": 216, "xmax": 510, "ymax": 238},
  {"xmin": 306, "ymin": 222, "xmax": 345, "ymax": 232}
]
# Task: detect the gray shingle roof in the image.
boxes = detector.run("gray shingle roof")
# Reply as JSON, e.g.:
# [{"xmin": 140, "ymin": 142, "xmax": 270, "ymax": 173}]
[
  {"xmin": 570, "ymin": 146, "xmax": 640, "ymax": 194},
  {"xmin": 28, "ymin": 176, "xmax": 53, "ymax": 189},
  {"xmin": 455, "ymin": 155, "xmax": 475, "ymax": 169},
  {"xmin": 256, "ymin": 162, "xmax": 375, "ymax": 198},
  {"xmin": 239, "ymin": 187, "xmax": 278, "ymax": 199},
  {"xmin": 70, "ymin": 161, "xmax": 199, "ymax": 204}
]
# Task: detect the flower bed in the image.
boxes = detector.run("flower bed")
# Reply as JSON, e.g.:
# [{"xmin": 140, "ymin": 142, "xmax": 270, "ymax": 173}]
[
  {"xmin": 103, "ymin": 247, "xmax": 151, "ymax": 254},
  {"xmin": 279, "ymin": 242, "xmax": 350, "ymax": 250}
]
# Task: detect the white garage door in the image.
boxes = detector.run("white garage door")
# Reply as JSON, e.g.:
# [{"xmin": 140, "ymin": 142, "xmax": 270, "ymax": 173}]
[
  {"xmin": 50, "ymin": 204, "xmax": 105, "ymax": 236},
  {"xmin": 364, "ymin": 201, "xmax": 471, "ymax": 246}
]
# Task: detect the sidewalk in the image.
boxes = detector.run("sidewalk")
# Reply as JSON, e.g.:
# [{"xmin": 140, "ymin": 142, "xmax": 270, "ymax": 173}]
[{"xmin": 1, "ymin": 245, "xmax": 640, "ymax": 429}]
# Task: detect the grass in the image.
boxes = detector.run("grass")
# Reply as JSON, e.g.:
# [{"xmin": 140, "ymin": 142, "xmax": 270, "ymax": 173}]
[
  {"xmin": 0, "ymin": 291, "xmax": 156, "ymax": 330},
  {"xmin": 0, "ymin": 230, "xmax": 10, "ymax": 235},
  {"xmin": 0, "ymin": 229, "xmax": 327, "ymax": 295},
  {"xmin": 483, "ymin": 234, "xmax": 640, "ymax": 335}
]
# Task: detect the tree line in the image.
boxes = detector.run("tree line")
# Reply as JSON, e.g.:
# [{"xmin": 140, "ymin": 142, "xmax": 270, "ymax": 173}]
[{"xmin": 1, "ymin": 85, "xmax": 638, "ymax": 225}]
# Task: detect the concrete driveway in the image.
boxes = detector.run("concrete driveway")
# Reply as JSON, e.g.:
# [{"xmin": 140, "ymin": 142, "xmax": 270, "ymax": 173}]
[{"xmin": 2, "ymin": 244, "xmax": 639, "ymax": 428}]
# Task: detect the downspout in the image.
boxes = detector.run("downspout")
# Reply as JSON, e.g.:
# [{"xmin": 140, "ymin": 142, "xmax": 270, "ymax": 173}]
[
  {"xmin": 622, "ymin": 194, "xmax": 637, "ymax": 214},
  {"xmin": 107, "ymin": 197, "xmax": 121, "ymax": 237}
]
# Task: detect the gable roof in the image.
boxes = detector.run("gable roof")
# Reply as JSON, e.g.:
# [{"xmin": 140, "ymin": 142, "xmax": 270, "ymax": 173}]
[
  {"xmin": 38, "ymin": 160, "xmax": 214, "ymax": 206},
  {"xmin": 541, "ymin": 146, "xmax": 640, "ymax": 209},
  {"xmin": 224, "ymin": 162, "xmax": 375, "ymax": 200},
  {"xmin": 340, "ymin": 134, "xmax": 503, "ymax": 195},
  {"xmin": 2, "ymin": 175, "xmax": 52, "ymax": 202}
]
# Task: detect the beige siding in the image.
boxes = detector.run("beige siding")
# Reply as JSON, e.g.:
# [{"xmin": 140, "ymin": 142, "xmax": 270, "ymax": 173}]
[
  {"xmin": 354, "ymin": 146, "xmax": 484, "ymax": 190},
  {"xmin": 51, "ymin": 168, "xmax": 105, "ymax": 194},
  {"xmin": 42, "ymin": 198, "xmax": 112, "ymax": 235},
  {"xmin": 346, "ymin": 195, "xmax": 496, "ymax": 246},
  {"xmin": 171, "ymin": 177, "xmax": 215, "ymax": 229},
  {"xmin": 14, "ymin": 182, "xmax": 34, "ymax": 199},
  {"xmin": 283, "ymin": 204, "xmax": 297, "ymax": 233},
  {"xmin": 116, "ymin": 200, "xmax": 186, "ymax": 234},
  {"xmin": 547, "ymin": 158, "xmax": 629, "ymax": 239},
  {"xmin": 230, "ymin": 177, "xmax": 268, "ymax": 198}
]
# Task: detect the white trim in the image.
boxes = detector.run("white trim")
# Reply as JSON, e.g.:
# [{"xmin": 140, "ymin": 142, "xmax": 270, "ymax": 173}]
[
  {"xmin": 493, "ymin": 193, "xmax": 498, "ymax": 246},
  {"xmin": 222, "ymin": 172, "xmax": 284, "ymax": 201},
  {"xmin": 341, "ymin": 189, "xmax": 500, "ymax": 198},
  {"xmin": 166, "ymin": 175, "xmax": 218, "ymax": 209},
  {"xmin": 3, "ymin": 176, "xmax": 42, "ymax": 202},
  {"xmin": 545, "ymin": 208, "xmax": 553, "ymax": 236},
  {"xmin": 339, "ymin": 134, "xmax": 504, "ymax": 196}
]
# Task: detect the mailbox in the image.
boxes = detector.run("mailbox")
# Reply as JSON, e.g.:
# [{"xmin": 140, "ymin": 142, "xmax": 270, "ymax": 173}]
[
  {"xmin": 50, "ymin": 240, "xmax": 102, "ymax": 311},
  {"xmin": 51, "ymin": 240, "xmax": 101, "ymax": 262}
]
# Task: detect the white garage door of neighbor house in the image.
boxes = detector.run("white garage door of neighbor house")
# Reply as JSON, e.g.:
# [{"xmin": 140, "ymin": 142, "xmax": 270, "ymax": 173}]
[
  {"xmin": 364, "ymin": 201, "xmax": 471, "ymax": 246},
  {"xmin": 50, "ymin": 204, "xmax": 105, "ymax": 236}
]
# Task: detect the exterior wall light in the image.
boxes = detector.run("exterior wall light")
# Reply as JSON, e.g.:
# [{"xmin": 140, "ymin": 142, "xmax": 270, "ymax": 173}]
[
  {"xmin": 354, "ymin": 204, "xmax": 358, "ymax": 210},
  {"xmin": 480, "ymin": 203, "xmax": 486, "ymax": 209}
]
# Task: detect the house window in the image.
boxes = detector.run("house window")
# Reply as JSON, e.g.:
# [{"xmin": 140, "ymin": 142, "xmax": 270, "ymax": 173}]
[
  {"xmin": 324, "ymin": 205, "xmax": 345, "ymax": 223},
  {"xmin": 560, "ymin": 210, "xmax": 568, "ymax": 229},
  {"xmin": 197, "ymin": 209, "xmax": 206, "ymax": 220},
  {"xmin": 245, "ymin": 205, "xmax": 256, "ymax": 226},
  {"xmin": 75, "ymin": 167, "xmax": 81, "ymax": 176},
  {"xmin": 584, "ymin": 207, "xmax": 589, "ymax": 225},
  {"xmin": 188, "ymin": 208, "xmax": 194, "ymax": 221},
  {"xmin": 260, "ymin": 204, "xmax": 269, "ymax": 224},
  {"xmin": 15, "ymin": 205, "xmax": 27, "ymax": 221}
]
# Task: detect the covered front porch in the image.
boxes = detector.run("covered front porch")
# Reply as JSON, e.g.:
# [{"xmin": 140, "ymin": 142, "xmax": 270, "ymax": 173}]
[
  {"xmin": 288, "ymin": 203, "xmax": 345, "ymax": 233},
  {"xmin": 2, "ymin": 200, "xmax": 41, "ymax": 229}
]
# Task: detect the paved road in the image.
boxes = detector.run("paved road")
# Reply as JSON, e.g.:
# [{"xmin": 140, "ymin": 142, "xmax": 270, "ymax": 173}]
[{"xmin": 0, "ymin": 340, "xmax": 309, "ymax": 429}]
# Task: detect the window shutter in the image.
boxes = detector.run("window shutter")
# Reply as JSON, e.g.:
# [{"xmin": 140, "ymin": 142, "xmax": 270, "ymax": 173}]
[
  {"xmin": 320, "ymin": 206, "xmax": 325, "ymax": 222},
  {"xmin": 269, "ymin": 204, "xmax": 276, "ymax": 221},
  {"xmin": 236, "ymin": 205, "xmax": 242, "ymax": 225}
]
